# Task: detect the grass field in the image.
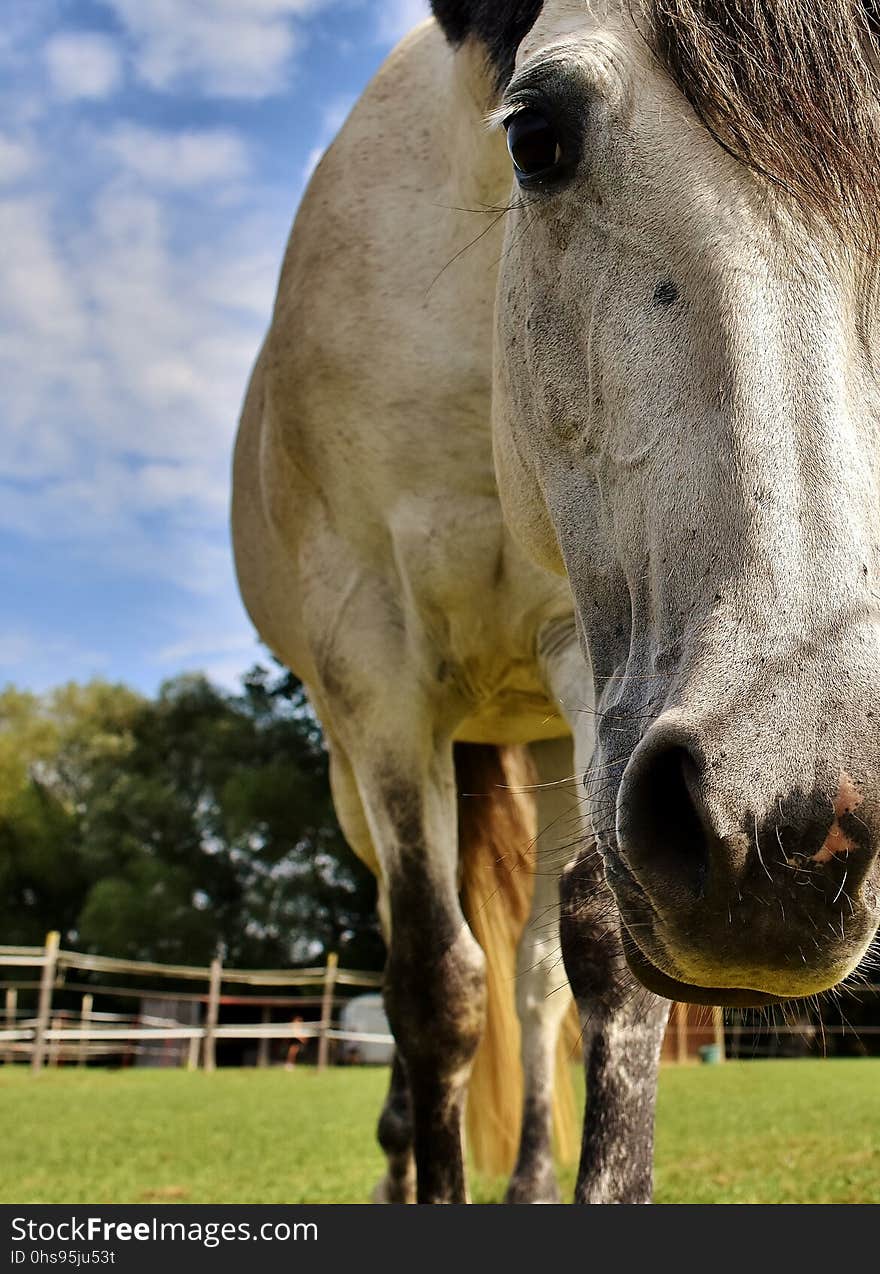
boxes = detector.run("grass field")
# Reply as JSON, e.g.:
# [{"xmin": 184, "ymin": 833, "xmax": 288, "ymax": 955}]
[{"xmin": 3, "ymin": 1060, "xmax": 879, "ymax": 1204}]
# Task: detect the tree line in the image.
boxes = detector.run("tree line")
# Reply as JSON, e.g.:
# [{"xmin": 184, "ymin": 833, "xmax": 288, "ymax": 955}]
[{"xmin": 0, "ymin": 664, "xmax": 383, "ymax": 971}]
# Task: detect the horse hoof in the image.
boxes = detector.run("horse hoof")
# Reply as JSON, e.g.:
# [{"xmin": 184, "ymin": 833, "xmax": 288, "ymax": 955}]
[
  {"xmin": 372, "ymin": 1175, "xmax": 416, "ymax": 1204},
  {"xmin": 504, "ymin": 1175, "xmax": 562, "ymax": 1205}
]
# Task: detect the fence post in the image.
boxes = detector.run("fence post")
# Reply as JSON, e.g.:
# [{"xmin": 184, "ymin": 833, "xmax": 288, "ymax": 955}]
[
  {"xmin": 713, "ymin": 1005, "xmax": 726, "ymax": 1062},
  {"xmin": 257, "ymin": 1006, "xmax": 270, "ymax": 1069},
  {"xmin": 31, "ymin": 931, "xmax": 60, "ymax": 1074},
  {"xmin": 78, "ymin": 994, "xmax": 93, "ymax": 1068},
  {"xmin": 186, "ymin": 1034, "xmax": 200, "ymax": 1072},
  {"xmin": 48, "ymin": 1015, "xmax": 63, "ymax": 1068},
  {"xmin": 4, "ymin": 988, "xmax": 17, "ymax": 1065},
  {"xmin": 203, "ymin": 957, "xmax": 222, "ymax": 1073},
  {"xmin": 675, "ymin": 1001, "xmax": 688, "ymax": 1064},
  {"xmin": 317, "ymin": 952, "xmax": 338, "ymax": 1073}
]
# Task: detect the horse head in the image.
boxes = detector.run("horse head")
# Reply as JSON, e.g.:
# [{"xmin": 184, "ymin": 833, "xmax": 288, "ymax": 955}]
[{"xmin": 491, "ymin": 0, "xmax": 880, "ymax": 1004}]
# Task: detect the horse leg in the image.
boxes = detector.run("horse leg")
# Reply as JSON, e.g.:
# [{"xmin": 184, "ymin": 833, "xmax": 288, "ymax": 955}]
[
  {"xmin": 373, "ymin": 1050, "xmax": 415, "ymax": 1203},
  {"xmin": 357, "ymin": 739, "xmax": 485, "ymax": 1204},
  {"xmin": 329, "ymin": 746, "xmax": 417, "ymax": 1202},
  {"xmin": 505, "ymin": 736, "xmax": 577, "ymax": 1205},
  {"xmin": 560, "ymin": 844, "xmax": 671, "ymax": 1204},
  {"xmin": 538, "ymin": 623, "xmax": 671, "ymax": 1203}
]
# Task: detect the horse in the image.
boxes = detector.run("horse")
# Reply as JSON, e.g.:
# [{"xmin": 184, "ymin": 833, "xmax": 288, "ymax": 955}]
[{"xmin": 232, "ymin": 0, "xmax": 880, "ymax": 1204}]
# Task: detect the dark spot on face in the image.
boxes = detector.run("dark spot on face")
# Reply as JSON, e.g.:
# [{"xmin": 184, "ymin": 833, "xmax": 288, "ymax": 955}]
[{"xmin": 653, "ymin": 280, "xmax": 679, "ymax": 306}]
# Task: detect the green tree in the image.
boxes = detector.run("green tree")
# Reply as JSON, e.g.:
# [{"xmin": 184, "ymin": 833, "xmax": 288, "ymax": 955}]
[
  {"xmin": 0, "ymin": 682, "xmax": 142, "ymax": 946},
  {"xmin": 0, "ymin": 667, "xmax": 382, "ymax": 970}
]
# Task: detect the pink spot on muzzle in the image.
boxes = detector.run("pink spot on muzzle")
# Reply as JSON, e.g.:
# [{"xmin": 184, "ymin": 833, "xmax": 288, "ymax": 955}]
[{"xmin": 811, "ymin": 772, "xmax": 864, "ymax": 864}]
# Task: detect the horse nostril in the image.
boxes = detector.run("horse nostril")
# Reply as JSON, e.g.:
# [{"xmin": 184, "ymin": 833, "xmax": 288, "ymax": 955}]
[{"xmin": 618, "ymin": 744, "xmax": 710, "ymax": 898}]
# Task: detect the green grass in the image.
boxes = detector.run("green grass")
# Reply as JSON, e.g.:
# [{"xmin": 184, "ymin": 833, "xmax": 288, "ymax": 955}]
[{"xmin": 3, "ymin": 1061, "xmax": 879, "ymax": 1204}]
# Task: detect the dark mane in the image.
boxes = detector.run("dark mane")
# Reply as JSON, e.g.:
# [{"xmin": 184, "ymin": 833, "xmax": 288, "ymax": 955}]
[
  {"xmin": 431, "ymin": 1, "xmax": 545, "ymax": 85},
  {"xmin": 433, "ymin": 1, "xmax": 880, "ymax": 245},
  {"xmin": 646, "ymin": 0, "xmax": 880, "ymax": 245}
]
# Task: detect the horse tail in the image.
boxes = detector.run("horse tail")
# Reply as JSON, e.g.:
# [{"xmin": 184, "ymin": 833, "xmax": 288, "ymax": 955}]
[
  {"xmin": 456, "ymin": 742, "xmax": 578, "ymax": 1179},
  {"xmin": 553, "ymin": 1001, "xmax": 582, "ymax": 1166}
]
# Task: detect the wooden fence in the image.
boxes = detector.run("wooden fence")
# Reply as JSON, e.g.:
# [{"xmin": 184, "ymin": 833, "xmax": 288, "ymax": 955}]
[
  {"xmin": 3, "ymin": 935, "xmax": 879, "ymax": 1071},
  {"xmin": 0, "ymin": 934, "xmax": 390, "ymax": 1073}
]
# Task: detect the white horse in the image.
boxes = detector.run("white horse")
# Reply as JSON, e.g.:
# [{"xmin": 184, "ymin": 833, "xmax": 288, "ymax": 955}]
[{"xmin": 233, "ymin": 0, "xmax": 880, "ymax": 1203}]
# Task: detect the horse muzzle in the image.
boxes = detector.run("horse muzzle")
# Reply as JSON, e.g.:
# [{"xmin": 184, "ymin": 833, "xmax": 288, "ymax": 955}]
[{"xmin": 606, "ymin": 716, "xmax": 880, "ymax": 1005}]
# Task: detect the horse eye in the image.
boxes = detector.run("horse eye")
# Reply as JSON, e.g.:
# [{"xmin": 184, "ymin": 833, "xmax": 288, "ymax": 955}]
[{"xmin": 504, "ymin": 110, "xmax": 563, "ymax": 182}]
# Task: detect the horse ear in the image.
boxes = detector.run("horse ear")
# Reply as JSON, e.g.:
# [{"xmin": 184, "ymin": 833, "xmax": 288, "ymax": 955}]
[{"xmin": 431, "ymin": 1, "xmax": 545, "ymax": 87}]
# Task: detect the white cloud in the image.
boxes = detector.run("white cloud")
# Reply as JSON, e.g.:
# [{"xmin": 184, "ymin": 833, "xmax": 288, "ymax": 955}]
[
  {"xmin": 104, "ymin": 124, "xmax": 251, "ymax": 189},
  {"xmin": 44, "ymin": 32, "xmax": 123, "ymax": 100},
  {"xmin": 0, "ymin": 135, "xmax": 37, "ymax": 184},
  {"xmin": 198, "ymin": 224, "xmax": 285, "ymax": 319},
  {"xmin": 375, "ymin": 0, "xmax": 431, "ymax": 44},
  {"xmin": 0, "ymin": 173, "xmax": 282, "ymax": 586},
  {"xmin": 104, "ymin": 0, "xmax": 328, "ymax": 98},
  {"xmin": 80, "ymin": 185, "xmax": 262, "ymax": 456},
  {"xmin": 0, "ymin": 197, "xmax": 85, "ymax": 347},
  {"xmin": 156, "ymin": 630, "xmax": 259, "ymax": 665},
  {"xmin": 152, "ymin": 619, "xmax": 265, "ymax": 691}
]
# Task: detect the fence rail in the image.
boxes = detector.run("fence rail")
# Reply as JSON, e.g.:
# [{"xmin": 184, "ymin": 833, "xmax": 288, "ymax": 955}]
[
  {"xmin": 0, "ymin": 945, "xmax": 383, "ymax": 987},
  {"xmin": 0, "ymin": 934, "xmax": 389, "ymax": 1073},
  {"xmin": 0, "ymin": 1026, "xmax": 395, "ymax": 1044}
]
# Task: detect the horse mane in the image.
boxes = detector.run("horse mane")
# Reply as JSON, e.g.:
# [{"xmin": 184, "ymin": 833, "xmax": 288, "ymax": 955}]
[
  {"xmin": 645, "ymin": 0, "xmax": 880, "ymax": 246},
  {"xmin": 431, "ymin": 1, "xmax": 545, "ymax": 84}
]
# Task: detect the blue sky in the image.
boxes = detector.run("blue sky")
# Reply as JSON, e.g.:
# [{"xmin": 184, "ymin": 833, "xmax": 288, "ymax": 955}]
[{"xmin": 0, "ymin": 0, "xmax": 431, "ymax": 696}]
